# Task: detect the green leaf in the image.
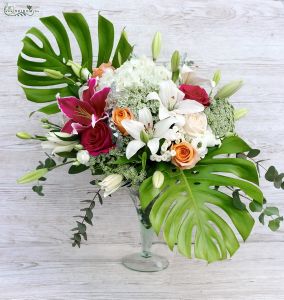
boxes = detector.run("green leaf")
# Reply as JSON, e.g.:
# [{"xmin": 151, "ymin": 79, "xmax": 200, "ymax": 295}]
[
  {"xmin": 68, "ymin": 164, "xmax": 89, "ymax": 174},
  {"xmin": 56, "ymin": 151, "xmax": 77, "ymax": 158},
  {"xmin": 274, "ymin": 173, "xmax": 284, "ymax": 189},
  {"xmin": 97, "ymin": 14, "xmax": 114, "ymax": 66},
  {"xmin": 17, "ymin": 13, "xmax": 92, "ymax": 109},
  {"xmin": 259, "ymin": 213, "xmax": 265, "ymax": 225},
  {"xmin": 268, "ymin": 218, "xmax": 282, "ymax": 231},
  {"xmin": 76, "ymin": 222, "xmax": 86, "ymax": 234},
  {"xmin": 249, "ymin": 200, "xmax": 263, "ymax": 212},
  {"xmin": 263, "ymin": 207, "xmax": 280, "ymax": 217},
  {"xmin": 112, "ymin": 30, "xmax": 133, "ymax": 68},
  {"xmin": 265, "ymin": 166, "xmax": 278, "ymax": 182},
  {"xmin": 17, "ymin": 168, "xmax": 48, "ymax": 184},
  {"xmin": 44, "ymin": 158, "xmax": 56, "ymax": 169},
  {"xmin": 53, "ymin": 133, "xmax": 79, "ymax": 142},
  {"xmin": 30, "ymin": 103, "xmax": 60, "ymax": 117},
  {"xmin": 140, "ymin": 136, "xmax": 263, "ymax": 263},
  {"xmin": 247, "ymin": 149, "xmax": 260, "ymax": 158},
  {"xmin": 32, "ymin": 185, "xmax": 44, "ymax": 196},
  {"xmin": 206, "ymin": 136, "xmax": 251, "ymax": 158},
  {"xmin": 232, "ymin": 190, "xmax": 246, "ymax": 210},
  {"xmin": 63, "ymin": 13, "xmax": 93, "ymax": 72}
]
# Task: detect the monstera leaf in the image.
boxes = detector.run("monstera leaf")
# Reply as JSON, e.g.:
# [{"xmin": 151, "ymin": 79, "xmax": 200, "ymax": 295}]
[
  {"xmin": 140, "ymin": 136, "xmax": 263, "ymax": 263},
  {"xmin": 17, "ymin": 13, "xmax": 133, "ymax": 115}
]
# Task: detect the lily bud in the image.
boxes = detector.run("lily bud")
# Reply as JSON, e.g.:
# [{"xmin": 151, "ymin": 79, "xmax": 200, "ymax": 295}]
[
  {"xmin": 99, "ymin": 174, "xmax": 123, "ymax": 197},
  {"xmin": 212, "ymin": 70, "xmax": 221, "ymax": 86},
  {"xmin": 234, "ymin": 108, "xmax": 248, "ymax": 121},
  {"xmin": 215, "ymin": 80, "xmax": 243, "ymax": 100},
  {"xmin": 171, "ymin": 50, "xmax": 180, "ymax": 73},
  {"xmin": 152, "ymin": 171, "xmax": 164, "ymax": 189},
  {"xmin": 16, "ymin": 132, "xmax": 32, "ymax": 140},
  {"xmin": 44, "ymin": 69, "xmax": 64, "ymax": 79},
  {"xmin": 41, "ymin": 118, "xmax": 48, "ymax": 123},
  {"xmin": 67, "ymin": 60, "xmax": 91, "ymax": 81},
  {"xmin": 151, "ymin": 32, "xmax": 162, "ymax": 61},
  {"xmin": 74, "ymin": 144, "xmax": 84, "ymax": 151}
]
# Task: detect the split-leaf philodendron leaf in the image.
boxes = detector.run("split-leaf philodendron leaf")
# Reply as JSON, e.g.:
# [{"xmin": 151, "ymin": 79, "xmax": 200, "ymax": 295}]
[
  {"xmin": 140, "ymin": 136, "xmax": 263, "ymax": 263},
  {"xmin": 17, "ymin": 13, "xmax": 133, "ymax": 115}
]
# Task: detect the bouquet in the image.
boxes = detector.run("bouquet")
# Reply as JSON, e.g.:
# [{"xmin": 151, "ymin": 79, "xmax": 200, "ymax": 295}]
[{"xmin": 17, "ymin": 13, "xmax": 283, "ymax": 266}]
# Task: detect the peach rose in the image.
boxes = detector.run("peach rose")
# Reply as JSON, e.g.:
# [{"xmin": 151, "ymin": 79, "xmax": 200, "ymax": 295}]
[
  {"xmin": 112, "ymin": 107, "xmax": 134, "ymax": 135},
  {"xmin": 92, "ymin": 62, "xmax": 114, "ymax": 78},
  {"xmin": 171, "ymin": 141, "xmax": 200, "ymax": 170}
]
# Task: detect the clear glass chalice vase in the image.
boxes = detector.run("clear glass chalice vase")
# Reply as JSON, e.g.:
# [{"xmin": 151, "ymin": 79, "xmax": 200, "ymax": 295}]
[{"xmin": 121, "ymin": 188, "xmax": 169, "ymax": 272}]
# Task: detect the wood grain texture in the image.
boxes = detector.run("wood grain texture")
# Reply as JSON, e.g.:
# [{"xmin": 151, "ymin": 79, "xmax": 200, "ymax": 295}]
[{"xmin": 0, "ymin": 0, "xmax": 284, "ymax": 299}]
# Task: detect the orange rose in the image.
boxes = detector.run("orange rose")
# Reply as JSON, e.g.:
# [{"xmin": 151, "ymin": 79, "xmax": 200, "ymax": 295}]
[
  {"xmin": 171, "ymin": 141, "xmax": 200, "ymax": 170},
  {"xmin": 92, "ymin": 62, "xmax": 114, "ymax": 78},
  {"xmin": 112, "ymin": 107, "xmax": 134, "ymax": 135}
]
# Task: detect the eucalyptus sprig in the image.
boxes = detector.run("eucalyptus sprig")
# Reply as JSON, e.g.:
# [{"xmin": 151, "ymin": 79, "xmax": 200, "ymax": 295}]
[
  {"xmin": 71, "ymin": 188, "xmax": 103, "ymax": 248},
  {"xmin": 236, "ymin": 148, "xmax": 283, "ymax": 230}
]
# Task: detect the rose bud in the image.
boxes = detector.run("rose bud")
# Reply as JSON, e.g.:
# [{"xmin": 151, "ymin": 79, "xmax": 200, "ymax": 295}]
[
  {"xmin": 112, "ymin": 107, "xmax": 134, "ymax": 135},
  {"xmin": 171, "ymin": 141, "xmax": 200, "ymax": 170}
]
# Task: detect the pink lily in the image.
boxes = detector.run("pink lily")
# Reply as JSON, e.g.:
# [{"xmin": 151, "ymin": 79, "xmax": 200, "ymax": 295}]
[{"xmin": 58, "ymin": 78, "xmax": 111, "ymax": 134}]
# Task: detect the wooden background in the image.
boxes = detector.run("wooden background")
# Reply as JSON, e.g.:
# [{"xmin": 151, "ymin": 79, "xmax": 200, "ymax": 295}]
[{"xmin": 1, "ymin": 0, "xmax": 284, "ymax": 299}]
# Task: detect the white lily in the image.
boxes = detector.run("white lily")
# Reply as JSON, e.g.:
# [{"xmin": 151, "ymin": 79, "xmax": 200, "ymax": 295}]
[
  {"xmin": 121, "ymin": 107, "xmax": 175, "ymax": 159},
  {"xmin": 41, "ymin": 132, "xmax": 78, "ymax": 154},
  {"xmin": 147, "ymin": 80, "xmax": 204, "ymax": 126},
  {"xmin": 180, "ymin": 64, "xmax": 212, "ymax": 87}
]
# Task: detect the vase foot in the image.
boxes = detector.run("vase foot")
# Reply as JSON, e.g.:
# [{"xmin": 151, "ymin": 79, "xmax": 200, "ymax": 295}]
[{"xmin": 122, "ymin": 252, "xmax": 169, "ymax": 272}]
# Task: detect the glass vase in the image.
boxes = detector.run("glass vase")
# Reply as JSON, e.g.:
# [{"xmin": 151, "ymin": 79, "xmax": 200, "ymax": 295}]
[{"xmin": 121, "ymin": 188, "xmax": 169, "ymax": 272}]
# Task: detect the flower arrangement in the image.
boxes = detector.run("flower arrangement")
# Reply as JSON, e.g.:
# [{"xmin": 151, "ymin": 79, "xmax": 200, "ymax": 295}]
[{"xmin": 17, "ymin": 13, "xmax": 283, "ymax": 264}]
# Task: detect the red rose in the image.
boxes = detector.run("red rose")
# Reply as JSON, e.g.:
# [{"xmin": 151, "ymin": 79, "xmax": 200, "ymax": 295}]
[
  {"xmin": 179, "ymin": 84, "xmax": 210, "ymax": 106},
  {"xmin": 80, "ymin": 121, "xmax": 114, "ymax": 156}
]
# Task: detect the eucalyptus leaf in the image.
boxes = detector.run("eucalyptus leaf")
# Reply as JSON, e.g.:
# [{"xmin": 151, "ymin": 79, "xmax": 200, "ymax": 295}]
[{"xmin": 265, "ymin": 166, "xmax": 278, "ymax": 182}]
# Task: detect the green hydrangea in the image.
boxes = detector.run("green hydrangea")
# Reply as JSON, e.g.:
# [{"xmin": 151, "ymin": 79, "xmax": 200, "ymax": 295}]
[
  {"xmin": 205, "ymin": 99, "xmax": 235, "ymax": 138},
  {"xmin": 115, "ymin": 84, "xmax": 159, "ymax": 117}
]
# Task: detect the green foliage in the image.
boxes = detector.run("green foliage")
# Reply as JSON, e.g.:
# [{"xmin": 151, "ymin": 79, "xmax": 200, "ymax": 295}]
[
  {"xmin": 97, "ymin": 14, "xmax": 114, "ymax": 66},
  {"xmin": 17, "ymin": 13, "xmax": 92, "ymax": 107},
  {"xmin": 140, "ymin": 136, "xmax": 264, "ymax": 263},
  {"xmin": 68, "ymin": 164, "xmax": 89, "ymax": 174},
  {"xmin": 17, "ymin": 13, "xmax": 133, "ymax": 114},
  {"xmin": 71, "ymin": 190, "xmax": 102, "ymax": 247}
]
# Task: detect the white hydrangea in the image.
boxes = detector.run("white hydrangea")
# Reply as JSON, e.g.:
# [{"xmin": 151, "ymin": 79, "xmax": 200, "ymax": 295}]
[{"xmin": 98, "ymin": 56, "xmax": 171, "ymax": 92}]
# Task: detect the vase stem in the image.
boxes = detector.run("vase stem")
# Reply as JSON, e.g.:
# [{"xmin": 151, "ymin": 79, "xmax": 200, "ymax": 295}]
[{"xmin": 121, "ymin": 188, "xmax": 169, "ymax": 272}]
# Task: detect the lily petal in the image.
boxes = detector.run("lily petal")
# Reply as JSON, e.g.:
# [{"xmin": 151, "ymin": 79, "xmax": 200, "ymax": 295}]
[
  {"xmin": 58, "ymin": 97, "xmax": 94, "ymax": 126},
  {"xmin": 175, "ymin": 99, "xmax": 204, "ymax": 114},
  {"xmin": 89, "ymin": 87, "xmax": 110, "ymax": 119},
  {"xmin": 159, "ymin": 104, "xmax": 171, "ymax": 120},
  {"xmin": 147, "ymin": 138, "xmax": 160, "ymax": 154},
  {"xmin": 71, "ymin": 122, "xmax": 90, "ymax": 134},
  {"xmin": 82, "ymin": 78, "xmax": 97, "ymax": 102},
  {"xmin": 154, "ymin": 117, "xmax": 176, "ymax": 137},
  {"xmin": 126, "ymin": 140, "xmax": 145, "ymax": 159},
  {"xmin": 61, "ymin": 119, "xmax": 74, "ymax": 133},
  {"xmin": 121, "ymin": 120, "xmax": 144, "ymax": 140},
  {"xmin": 138, "ymin": 107, "xmax": 153, "ymax": 128},
  {"xmin": 159, "ymin": 80, "xmax": 185, "ymax": 107},
  {"xmin": 146, "ymin": 92, "xmax": 160, "ymax": 102}
]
